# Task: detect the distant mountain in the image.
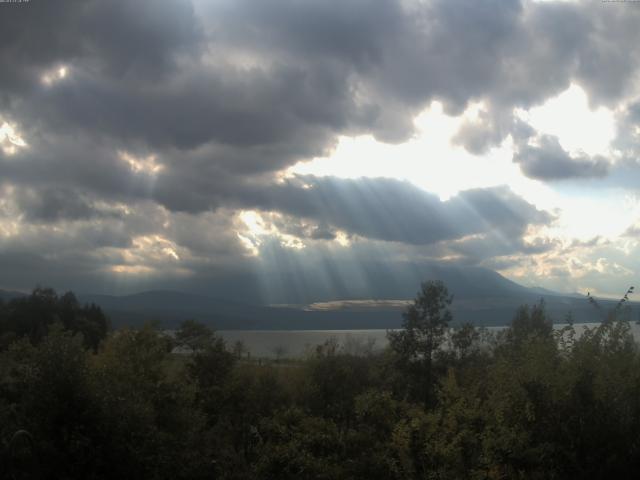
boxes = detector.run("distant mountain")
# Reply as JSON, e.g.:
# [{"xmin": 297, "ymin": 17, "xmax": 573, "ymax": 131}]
[
  {"xmin": 78, "ymin": 290, "xmax": 271, "ymax": 329},
  {"xmin": 3, "ymin": 266, "xmax": 631, "ymax": 330},
  {"xmin": 75, "ymin": 266, "xmax": 628, "ymax": 329},
  {"xmin": 406, "ymin": 264, "xmax": 532, "ymax": 299},
  {"xmin": 527, "ymin": 286, "xmax": 584, "ymax": 298},
  {"xmin": 79, "ymin": 290, "xmax": 255, "ymax": 316}
]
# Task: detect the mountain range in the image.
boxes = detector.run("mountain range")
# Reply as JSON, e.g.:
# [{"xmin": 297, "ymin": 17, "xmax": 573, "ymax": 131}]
[{"xmin": 2, "ymin": 265, "xmax": 631, "ymax": 329}]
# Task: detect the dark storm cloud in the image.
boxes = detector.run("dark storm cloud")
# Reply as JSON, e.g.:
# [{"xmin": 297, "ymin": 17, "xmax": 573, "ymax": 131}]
[
  {"xmin": 514, "ymin": 135, "xmax": 609, "ymax": 181},
  {"xmin": 1, "ymin": 143, "xmax": 550, "ymax": 248},
  {"xmin": 22, "ymin": 64, "xmax": 359, "ymax": 157},
  {"xmin": 239, "ymin": 176, "xmax": 551, "ymax": 246},
  {"xmin": 0, "ymin": 137, "xmax": 160, "ymax": 208},
  {"xmin": 431, "ymin": 1, "xmax": 640, "ymax": 155},
  {"xmin": 11, "ymin": 187, "xmax": 123, "ymax": 223},
  {"xmin": 4, "ymin": 0, "xmax": 640, "ymax": 164},
  {"xmin": 1, "ymin": 0, "xmax": 638, "ymax": 297},
  {"xmin": 200, "ymin": 0, "xmax": 531, "ymax": 144},
  {"xmin": 262, "ymin": 214, "xmax": 339, "ymax": 242},
  {"xmin": 0, "ymin": 199, "xmax": 255, "ymax": 295},
  {"xmin": 204, "ymin": 0, "xmax": 405, "ymax": 67},
  {"xmin": 0, "ymin": 0, "xmax": 201, "ymax": 92}
]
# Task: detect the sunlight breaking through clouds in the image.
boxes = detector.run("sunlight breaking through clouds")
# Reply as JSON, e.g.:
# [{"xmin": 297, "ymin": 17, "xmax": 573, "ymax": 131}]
[
  {"xmin": 515, "ymin": 84, "xmax": 617, "ymax": 158},
  {"xmin": 238, "ymin": 210, "xmax": 306, "ymax": 254},
  {"xmin": 110, "ymin": 264, "xmax": 155, "ymax": 275},
  {"xmin": 108, "ymin": 234, "xmax": 186, "ymax": 277},
  {"xmin": 0, "ymin": 219, "xmax": 20, "ymax": 239},
  {"xmin": 288, "ymin": 101, "xmax": 552, "ymax": 205},
  {"xmin": 237, "ymin": 209, "xmax": 356, "ymax": 257},
  {"xmin": 41, "ymin": 65, "xmax": 69, "ymax": 86},
  {"xmin": 284, "ymin": 83, "xmax": 637, "ymax": 297},
  {"xmin": 118, "ymin": 151, "xmax": 164, "ymax": 175},
  {"xmin": 130, "ymin": 235, "xmax": 181, "ymax": 262},
  {"xmin": 3, "ymin": 0, "xmax": 640, "ymax": 300},
  {"xmin": 0, "ymin": 120, "xmax": 28, "ymax": 155}
]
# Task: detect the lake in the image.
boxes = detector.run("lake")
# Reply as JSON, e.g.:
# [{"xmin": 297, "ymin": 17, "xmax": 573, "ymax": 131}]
[{"xmin": 217, "ymin": 322, "xmax": 640, "ymax": 358}]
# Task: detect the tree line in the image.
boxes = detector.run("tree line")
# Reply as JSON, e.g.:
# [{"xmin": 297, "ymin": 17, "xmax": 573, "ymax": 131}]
[{"xmin": 1, "ymin": 282, "xmax": 639, "ymax": 479}]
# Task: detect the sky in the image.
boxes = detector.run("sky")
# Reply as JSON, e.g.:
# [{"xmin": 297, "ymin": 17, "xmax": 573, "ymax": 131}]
[{"xmin": 1, "ymin": 0, "xmax": 640, "ymax": 304}]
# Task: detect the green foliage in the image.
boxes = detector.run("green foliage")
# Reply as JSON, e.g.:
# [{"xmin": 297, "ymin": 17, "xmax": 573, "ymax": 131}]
[
  {"xmin": 506, "ymin": 300, "xmax": 553, "ymax": 346},
  {"xmin": 2, "ymin": 284, "xmax": 640, "ymax": 479},
  {"xmin": 89, "ymin": 324, "xmax": 212, "ymax": 479},
  {"xmin": 256, "ymin": 407, "xmax": 346, "ymax": 480},
  {"xmin": 186, "ymin": 332, "xmax": 236, "ymax": 420},
  {"xmin": 588, "ymin": 286, "xmax": 635, "ymax": 323},
  {"xmin": 301, "ymin": 339, "xmax": 377, "ymax": 423},
  {"xmin": 174, "ymin": 319, "xmax": 216, "ymax": 352},
  {"xmin": 388, "ymin": 280, "xmax": 454, "ymax": 365},
  {"xmin": 387, "ymin": 280, "xmax": 453, "ymax": 405},
  {"xmin": 0, "ymin": 287, "xmax": 108, "ymax": 351},
  {"xmin": 449, "ymin": 322, "xmax": 480, "ymax": 358}
]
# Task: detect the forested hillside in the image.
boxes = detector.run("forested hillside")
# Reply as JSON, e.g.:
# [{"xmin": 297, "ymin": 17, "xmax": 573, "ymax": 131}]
[{"xmin": 1, "ymin": 284, "xmax": 639, "ymax": 479}]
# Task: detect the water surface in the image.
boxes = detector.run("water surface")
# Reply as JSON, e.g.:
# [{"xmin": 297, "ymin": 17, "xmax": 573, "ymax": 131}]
[{"xmin": 218, "ymin": 322, "xmax": 640, "ymax": 358}]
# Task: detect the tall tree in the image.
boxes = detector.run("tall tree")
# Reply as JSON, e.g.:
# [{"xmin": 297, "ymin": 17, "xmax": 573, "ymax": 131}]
[{"xmin": 387, "ymin": 280, "xmax": 453, "ymax": 407}]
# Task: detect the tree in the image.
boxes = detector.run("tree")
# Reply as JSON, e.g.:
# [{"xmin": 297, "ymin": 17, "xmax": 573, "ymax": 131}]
[
  {"xmin": 303, "ymin": 339, "xmax": 375, "ymax": 423},
  {"xmin": 89, "ymin": 324, "xmax": 202, "ymax": 479},
  {"xmin": 506, "ymin": 300, "xmax": 552, "ymax": 347},
  {"xmin": 183, "ymin": 323, "xmax": 236, "ymax": 425},
  {"xmin": 450, "ymin": 322, "xmax": 480, "ymax": 361},
  {"xmin": 0, "ymin": 288, "xmax": 109, "ymax": 351},
  {"xmin": 387, "ymin": 280, "xmax": 453, "ymax": 406},
  {"xmin": 175, "ymin": 319, "xmax": 215, "ymax": 352},
  {"xmin": 588, "ymin": 286, "xmax": 635, "ymax": 323}
]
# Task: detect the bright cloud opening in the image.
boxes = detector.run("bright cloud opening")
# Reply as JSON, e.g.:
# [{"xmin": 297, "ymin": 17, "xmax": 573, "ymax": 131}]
[
  {"xmin": 118, "ymin": 151, "xmax": 165, "ymax": 175},
  {"xmin": 110, "ymin": 264, "xmax": 155, "ymax": 275},
  {"xmin": 238, "ymin": 210, "xmax": 306, "ymax": 253},
  {"xmin": 287, "ymin": 101, "xmax": 560, "ymax": 214},
  {"xmin": 516, "ymin": 84, "xmax": 616, "ymax": 157},
  {"xmin": 0, "ymin": 121, "xmax": 28, "ymax": 155},
  {"xmin": 41, "ymin": 65, "xmax": 69, "ymax": 86},
  {"xmin": 289, "ymin": 102, "xmax": 536, "ymax": 201}
]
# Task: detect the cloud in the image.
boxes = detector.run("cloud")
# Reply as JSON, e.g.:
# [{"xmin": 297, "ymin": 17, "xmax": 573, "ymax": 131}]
[
  {"xmin": 624, "ymin": 222, "xmax": 640, "ymax": 237},
  {"xmin": 453, "ymin": 110, "xmax": 536, "ymax": 155},
  {"xmin": 237, "ymin": 176, "xmax": 551, "ymax": 246},
  {"xmin": 0, "ymin": 0, "xmax": 202, "ymax": 92},
  {"xmin": 514, "ymin": 134, "xmax": 609, "ymax": 180},
  {"xmin": 4, "ymin": 0, "xmax": 640, "ymax": 163},
  {"xmin": 11, "ymin": 187, "xmax": 124, "ymax": 223},
  {"xmin": 0, "ymin": 0, "xmax": 638, "ymax": 299}
]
